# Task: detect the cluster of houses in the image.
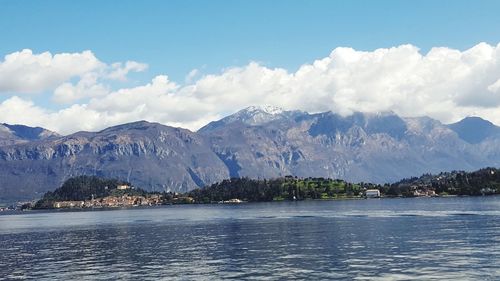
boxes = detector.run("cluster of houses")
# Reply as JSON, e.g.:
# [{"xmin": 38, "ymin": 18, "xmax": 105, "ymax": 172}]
[
  {"xmin": 53, "ymin": 194, "xmax": 163, "ymax": 209},
  {"xmin": 410, "ymin": 186, "xmax": 437, "ymax": 197},
  {"xmin": 52, "ymin": 183, "xmax": 163, "ymax": 209},
  {"xmin": 401, "ymin": 183, "xmax": 438, "ymax": 197},
  {"xmin": 50, "ymin": 183, "xmax": 199, "ymax": 209}
]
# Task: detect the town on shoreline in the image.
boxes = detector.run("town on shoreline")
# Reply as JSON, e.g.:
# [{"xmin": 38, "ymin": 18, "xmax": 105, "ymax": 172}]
[{"xmin": 2, "ymin": 167, "xmax": 498, "ymax": 212}]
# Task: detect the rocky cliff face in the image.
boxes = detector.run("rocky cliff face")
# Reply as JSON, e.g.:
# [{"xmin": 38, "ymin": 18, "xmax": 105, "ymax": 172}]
[
  {"xmin": 2, "ymin": 107, "xmax": 500, "ymax": 202},
  {"xmin": 0, "ymin": 121, "xmax": 229, "ymax": 201},
  {"xmin": 200, "ymin": 107, "xmax": 493, "ymax": 184}
]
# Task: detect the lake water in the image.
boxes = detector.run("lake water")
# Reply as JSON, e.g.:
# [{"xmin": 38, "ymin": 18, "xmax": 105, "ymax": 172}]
[{"xmin": 1, "ymin": 197, "xmax": 500, "ymax": 280}]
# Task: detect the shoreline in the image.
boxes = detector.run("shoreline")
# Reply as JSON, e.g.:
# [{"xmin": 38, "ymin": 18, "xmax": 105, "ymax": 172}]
[{"xmin": 3, "ymin": 193, "xmax": 497, "ymax": 215}]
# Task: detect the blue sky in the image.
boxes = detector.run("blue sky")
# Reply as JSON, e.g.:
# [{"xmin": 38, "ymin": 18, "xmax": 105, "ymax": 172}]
[
  {"xmin": 1, "ymin": 0, "xmax": 500, "ymax": 133},
  {"xmin": 2, "ymin": 0, "xmax": 500, "ymax": 82}
]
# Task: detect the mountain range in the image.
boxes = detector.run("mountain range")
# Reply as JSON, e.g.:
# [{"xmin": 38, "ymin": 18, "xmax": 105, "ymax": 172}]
[{"xmin": 2, "ymin": 106, "xmax": 500, "ymax": 202}]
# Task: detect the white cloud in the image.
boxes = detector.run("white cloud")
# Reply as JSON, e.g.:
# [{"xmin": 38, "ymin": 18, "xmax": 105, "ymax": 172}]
[
  {"xmin": 0, "ymin": 96, "xmax": 102, "ymax": 133},
  {"xmin": 185, "ymin": 69, "xmax": 200, "ymax": 83},
  {"xmin": 0, "ymin": 49, "xmax": 148, "ymax": 105},
  {"xmin": 107, "ymin": 61, "xmax": 148, "ymax": 81},
  {"xmin": 52, "ymin": 73, "xmax": 109, "ymax": 104},
  {"xmin": 2, "ymin": 43, "xmax": 500, "ymax": 134},
  {"xmin": 0, "ymin": 49, "xmax": 104, "ymax": 93}
]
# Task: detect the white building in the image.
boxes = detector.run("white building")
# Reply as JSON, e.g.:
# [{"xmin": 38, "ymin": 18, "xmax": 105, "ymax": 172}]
[
  {"xmin": 365, "ymin": 189, "xmax": 381, "ymax": 198},
  {"xmin": 117, "ymin": 184, "xmax": 131, "ymax": 190}
]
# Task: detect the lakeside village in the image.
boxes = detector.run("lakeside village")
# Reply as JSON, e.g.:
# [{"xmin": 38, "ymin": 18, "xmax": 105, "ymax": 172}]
[
  {"xmin": 44, "ymin": 183, "xmax": 440, "ymax": 210},
  {"xmin": 0, "ymin": 188, "xmax": 385, "ymax": 211},
  {"xmin": 3, "ymin": 167, "xmax": 500, "ymax": 211},
  {"xmin": 1, "ymin": 185, "xmax": 377, "ymax": 211}
]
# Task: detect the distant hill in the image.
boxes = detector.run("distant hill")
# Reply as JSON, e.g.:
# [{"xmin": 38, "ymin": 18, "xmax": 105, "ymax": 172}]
[
  {"xmin": 33, "ymin": 175, "xmax": 153, "ymax": 209},
  {"xmin": 2, "ymin": 106, "xmax": 500, "ymax": 202},
  {"xmin": 447, "ymin": 117, "xmax": 500, "ymax": 144}
]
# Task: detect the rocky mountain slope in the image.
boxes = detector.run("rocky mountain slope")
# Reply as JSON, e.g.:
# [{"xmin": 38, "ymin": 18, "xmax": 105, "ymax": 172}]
[
  {"xmin": 200, "ymin": 108, "xmax": 488, "ymax": 184},
  {"xmin": 2, "ymin": 106, "xmax": 500, "ymax": 202},
  {"xmin": 0, "ymin": 121, "xmax": 229, "ymax": 201}
]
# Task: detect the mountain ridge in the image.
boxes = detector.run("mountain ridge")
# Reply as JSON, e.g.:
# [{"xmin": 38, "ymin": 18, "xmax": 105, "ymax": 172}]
[
  {"xmin": 0, "ymin": 123, "xmax": 60, "ymax": 146},
  {"xmin": 1, "ymin": 107, "xmax": 500, "ymax": 202}
]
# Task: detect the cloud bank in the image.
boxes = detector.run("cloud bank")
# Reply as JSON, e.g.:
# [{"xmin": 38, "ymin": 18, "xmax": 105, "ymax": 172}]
[{"xmin": 1, "ymin": 43, "xmax": 500, "ymax": 134}]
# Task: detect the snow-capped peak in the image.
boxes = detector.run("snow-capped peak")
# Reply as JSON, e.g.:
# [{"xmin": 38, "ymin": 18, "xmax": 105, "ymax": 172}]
[
  {"xmin": 222, "ymin": 105, "xmax": 287, "ymax": 126},
  {"xmin": 243, "ymin": 105, "xmax": 284, "ymax": 115}
]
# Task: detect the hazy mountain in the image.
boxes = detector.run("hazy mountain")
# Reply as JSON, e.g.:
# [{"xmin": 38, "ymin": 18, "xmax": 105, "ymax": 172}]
[
  {"xmin": 0, "ymin": 123, "xmax": 60, "ymax": 146},
  {"xmin": 2, "ymin": 107, "xmax": 500, "ymax": 202},
  {"xmin": 447, "ymin": 116, "xmax": 500, "ymax": 144}
]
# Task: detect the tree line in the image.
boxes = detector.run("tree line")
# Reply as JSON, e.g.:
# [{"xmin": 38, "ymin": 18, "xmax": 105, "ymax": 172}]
[
  {"xmin": 34, "ymin": 167, "xmax": 500, "ymax": 208},
  {"xmin": 187, "ymin": 176, "xmax": 381, "ymax": 203},
  {"xmin": 388, "ymin": 167, "xmax": 500, "ymax": 196}
]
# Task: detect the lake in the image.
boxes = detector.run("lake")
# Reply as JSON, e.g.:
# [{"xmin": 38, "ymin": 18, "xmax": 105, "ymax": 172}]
[{"xmin": 1, "ymin": 196, "xmax": 500, "ymax": 280}]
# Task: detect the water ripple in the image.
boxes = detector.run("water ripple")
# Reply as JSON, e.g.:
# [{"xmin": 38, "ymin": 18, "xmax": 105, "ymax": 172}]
[{"xmin": 1, "ymin": 196, "xmax": 500, "ymax": 280}]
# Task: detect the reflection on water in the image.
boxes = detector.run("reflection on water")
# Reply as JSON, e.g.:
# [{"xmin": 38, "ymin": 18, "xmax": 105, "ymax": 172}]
[{"xmin": 1, "ymin": 197, "xmax": 500, "ymax": 280}]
